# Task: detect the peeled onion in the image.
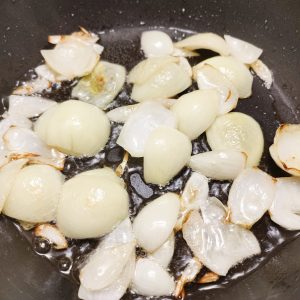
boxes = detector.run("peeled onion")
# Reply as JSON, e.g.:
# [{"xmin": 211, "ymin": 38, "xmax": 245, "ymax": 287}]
[
  {"xmin": 189, "ymin": 150, "xmax": 247, "ymax": 180},
  {"xmin": 228, "ymin": 168, "xmax": 275, "ymax": 227},
  {"xmin": 133, "ymin": 193, "xmax": 180, "ymax": 252},
  {"xmin": 206, "ymin": 112, "xmax": 264, "ymax": 167},
  {"xmin": 116, "ymin": 102, "xmax": 177, "ymax": 157},
  {"xmin": 269, "ymin": 124, "xmax": 300, "ymax": 176},
  {"xmin": 107, "ymin": 104, "xmax": 140, "ymax": 123},
  {"xmin": 174, "ymin": 32, "xmax": 230, "ymax": 56},
  {"xmin": 269, "ymin": 177, "xmax": 300, "ymax": 230},
  {"xmin": 3, "ymin": 164, "xmax": 64, "ymax": 223},
  {"xmin": 224, "ymin": 35, "xmax": 263, "ymax": 64},
  {"xmin": 141, "ymin": 30, "xmax": 173, "ymax": 57},
  {"xmin": 34, "ymin": 100, "xmax": 110, "ymax": 157},
  {"xmin": 35, "ymin": 64, "xmax": 58, "ymax": 83},
  {"xmin": 144, "ymin": 127, "xmax": 192, "ymax": 185},
  {"xmin": 131, "ymin": 258, "xmax": 175, "ymax": 296},
  {"xmin": 193, "ymin": 64, "xmax": 239, "ymax": 115},
  {"xmin": 72, "ymin": 61, "xmax": 126, "ymax": 109},
  {"xmin": 171, "ymin": 90, "xmax": 219, "ymax": 140},
  {"xmin": 251, "ymin": 59, "xmax": 273, "ymax": 89},
  {"xmin": 56, "ymin": 169, "xmax": 129, "ymax": 239},
  {"xmin": 195, "ymin": 56, "xmax": 253, "ymax": 98}
]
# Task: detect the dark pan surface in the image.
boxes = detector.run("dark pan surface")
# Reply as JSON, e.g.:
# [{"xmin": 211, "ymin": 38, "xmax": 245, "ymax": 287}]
[{"xmin": 0, "ymin": 1, "xmax": 300, "ymax": 300}]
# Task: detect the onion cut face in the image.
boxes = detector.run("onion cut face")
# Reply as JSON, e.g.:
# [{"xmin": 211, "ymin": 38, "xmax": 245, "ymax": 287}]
[
  {"xmin": 224, "ymin": 35, "xmax": 263, "ymax": 64},
  {"xmin": 251, "ymin": 59, "xmax": 273, "ymax": 89},
  {"xmin": 206, "ymin": 112, "xmax": 264, "ymax": 167},
  {"xmin": 131, "ymin": 258, "xmax": 175, "ymax": 297},
  {"xmin": 72, "ymin": 61, "xmax": 126, "ymax": 109},
  {"xmin": 171, "ymin": 90, "xmax": 219, "ymax": 140},
  {"xmin": 56, "ymin": 169, "xmax": 129, "ymax": 239},
  {"xmin": 228, "ymin": 168, "xmax": 275, "ymax": 227},
  {"xmin": 34, "ymin": 100, "xmax": 110, "ymax": 157},
  {"xmin": 133, "ymin": 193, "xmax": 180, "ymax": 252},
  {"xmin": 116, "ymin": 102, "xmax": 177, "ymax": 157},
  {"xmin": 143, "ymin": 127, "xmax": 192, "ymax": 185},
  {"xmin": 41, "ymin": 29, "xmax": 102, "ymax": 80},
  {"xmin": 141, "ymin": 30, "xmax": 174, "ymax": 57},
  {"xmin": 189, "ymin": 150, "xmax": 247, "ymax": 180},
  {"xmin": 195, "ymin": 56, "xmax": 253, "ymax": 98},
  {"xmin": 193, "ymin": 64, "xmax": 239, "ymax": 115},
  {"xmin": 269, "ymin": 124, "xmax": 300, "ymax": 176},
  {"xmin": 183, "ymin": 208, "xmax": 261, "ymax": 276},
  {"xmin": 3, "ymin": 164, "xmax": 64, "ymax": 223},
  {"xmin": 269, "ymin": 177, "xmax": 300, "ymax": 230},
  {"xmin": 174, "ymin": 33, "xmax": 230, "ymax": 56}
]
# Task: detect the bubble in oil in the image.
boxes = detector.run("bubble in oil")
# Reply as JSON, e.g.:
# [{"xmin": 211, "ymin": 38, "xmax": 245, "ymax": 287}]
[
  {"xmin": 58, "ymin": 256, "xmax": 72, "ymax": 272},
  {"xmin": 33, "ymin": 237, "xmax": 51, "ymax": 254}
]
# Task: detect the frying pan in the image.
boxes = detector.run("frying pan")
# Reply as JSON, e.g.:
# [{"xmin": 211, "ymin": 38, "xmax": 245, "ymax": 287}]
[{"xmin": 0, "ymin": 0, "xmax": 300, "ymax": 299}]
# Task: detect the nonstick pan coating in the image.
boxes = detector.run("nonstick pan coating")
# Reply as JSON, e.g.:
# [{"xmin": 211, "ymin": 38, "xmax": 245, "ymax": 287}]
[{"xmin": 0, "ymin": 1, "xmax": 299, "ymax": 299}]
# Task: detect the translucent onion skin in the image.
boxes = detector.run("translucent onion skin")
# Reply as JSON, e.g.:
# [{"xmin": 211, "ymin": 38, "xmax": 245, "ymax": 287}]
[{"xmin": 34, "ymin": 100, "xmax": 110, "ymax": 157}]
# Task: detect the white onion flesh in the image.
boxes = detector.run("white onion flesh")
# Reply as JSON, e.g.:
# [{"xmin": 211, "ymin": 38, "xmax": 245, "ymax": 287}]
[
  {"xmin": 224, "ymin": 35, "xmax": 263, "ymax": 64},
  {"xmin": 131, "ymin": 258, "xmax": 175, "ymax": 296},
  {"xmin": 3, "ymin": 164, "xmax": 64, "ymax": 223},
  {"xmin": 149, "ymin": 232, "xmax": 175, "ymax": 268},
  {"xmin": 79, "ymin": 252, "xmax": 135, "ymax": 300},
  {"xmin": 195, "ymin": 56, "xmax": 253, "ymax": 98},
  {"xmin": 228, "ymin": 168, "xmax": 275, "ymax": 227},
  {"xmin": 141, "ymin": 31, "xmax": 174, "ymax": 57},
  {"xmin": 133, "ymin": 193, "xmax": 180, "ymax": 252},
  {"xmin": 72, "ymin": 61, "xmax": 126, "ymax": 109},
  {"xmin": 269, "ymin": 177, "xmax": 300, "ymax": 230},
  {"xmin": 144, "ymin": 127, "xmax": 192, "ymax": 185},
  {"xmin": 34, "ymin": 224, "xmax": 68, "ymax": 250},
  {"xmin": 13, "ymin": 77, "xmax": 51, "ymax": 95},
  {"xmin": 171, "ymin": 90, "xmax": 219, "ymax": 140},
  {"xmin": 174, "ymin": 33, "xmax": 230, "ymax": 56},
  {"xmin": 34, "ymin": 100, "xmax": 110, "ymax": 157},
  {"xmin": 172, "ymin": 47, "xmax": 199, "ymax": 57},
  {"xmin": 41, "ymin": 30, "xmax": 101, "ymax": 80},
  {"xmin": 189, "ymin": 150, "xmax": 247, "ymax": 180},
  {"xmin": 80, "ymin": 218, "xmax": 135, "ymax": 291},
  {"xmin": 8, "ymin": 95, "xmax": 57, "ymax": 119},
  {"xmin": 0, "ymin": 158, "xmax": 28, "ymax": 211},
  {"xmin": 178, "ymin": 57, "xmax": 193, "ymax": 77},
  {"xmin": 269, "ymin": 124, "xmax": 300, "ymax": 176},
  {"xmin": 201, "ymin": 197, "xmax": 228, "ymax": 224},
  {"xmin": 193, "ymin": 64, "xmax": 239, "ymax": 115},
  {"xmin": 206, "ymin": 112, "xmax": 264, "ymax": 167},
  {"xmin": 116, "ymin": 102, "xmax": 177, "ymax": 157},
  {"xmin": 251, "ymin": 59, "xmax": 273, "ymax": 89},
  {"xmin": 35, "ymin": 64, "xmax": 58, "ymax": 82},
  {"xmin": 56, "ymin": 169, "xmax": 129, "ymax": 239},
  {"xmin": 4, "ymin": 127, "xmax": 65, "ymax": 169},
  {"xmin": 183, "ymin": 210, "xmax": 261, "ymax": 276}
]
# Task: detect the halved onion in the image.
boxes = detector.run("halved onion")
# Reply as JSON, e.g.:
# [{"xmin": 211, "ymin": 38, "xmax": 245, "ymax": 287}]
[
  {"xmin": 174, "ymin": 33, "xmax": 230, "ymax": 56},
  {"xmin": 79, "ymin": 218, "xmax": 135, "ymax": 291},
  {"xmin": 171, "ymin": 90, "xmax": 219, "ymax": 140},
  {"xmin": 131, "ymin": 258, "xmax": 175, "ymax": 296},
  {"xmin": 201, "ymin": 197, "xmax": 228, "ymax": 224},
  {"xmin": 4, "ymin": 127, "xmax": 65, "ymax": 169},
  {"xmin": 116, "ymin": 102, "xmax": 177, "ymax": 157},
  {"xmin": 41, "ymin": 29, "xmax": 102, "ymax": 80},
  {"xmin": 269, "ymin": 124, "xmax": 300, "ymax": 176},
  {"xmin": 144, "ymin": 127, "xmax": 192, "ymax": 185},
  {"xmin": 251, "ymin": 59, "xmax": 273, "ymax": 89},
  {"xmin": 269, "ymin": 177, "xmax": 300, "ymax": 230},
  {"xmin": 195, "ymin": 56, "xmax": 253, "ymax": 98},
  {"xmin": 72, "ymin": 61, "xmax": 126, "ymax": 109},
  {"xmin": 35, "ymin": 64, "xmax": 58, "ymax": 83},
  {"xmin": 133, "ymin": 193, "xmax": 180, "ymax": 252},
  {"xmin": 224, "ymin": 35, "xmax": 263, "ymax": 64},
  {"xmin": 3, "ymin": 164, "xmax": 64, "ymax": 223},
  {"xmin": 56, "ymin": 169, "xmax": 129, "ymax": 239},
  {"xmin": 34, "ymin": 100, "xmax": 110, "ymax": 157},
  {"xmin": 149, "ymin": 232, "xmax": 175, "ymax": 268},
  {"xmin": 107, "ymin": 104, "xmax": 140, "ymax": 123},
  {"xmin": 206, "ymin": 112, "xmax": 264, "ymax": 167},
  {"xmin": 189, "ymin": 150, "xmax": 247, "ymax": 180},
  {"xmin": 182, "ymin": 210, "xmax": 261, "ymax": 276},
  {"xmin": 0, "ymin": 158, "xmax": 28, "ymax": 211},
  {"xmin": 141, "ymin": 30, "xmax": 173, "ymax": 57},
  {"xmin": 193, "ymin": 64, "xmax": 239, "ymax": 115},
  {"xmin": 8, "ymin": 95, "xmax": 57, "ymax": 119},
  {"xmin": 228, "ymin": 168, "xmax": 275, "ymax": 227}
]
